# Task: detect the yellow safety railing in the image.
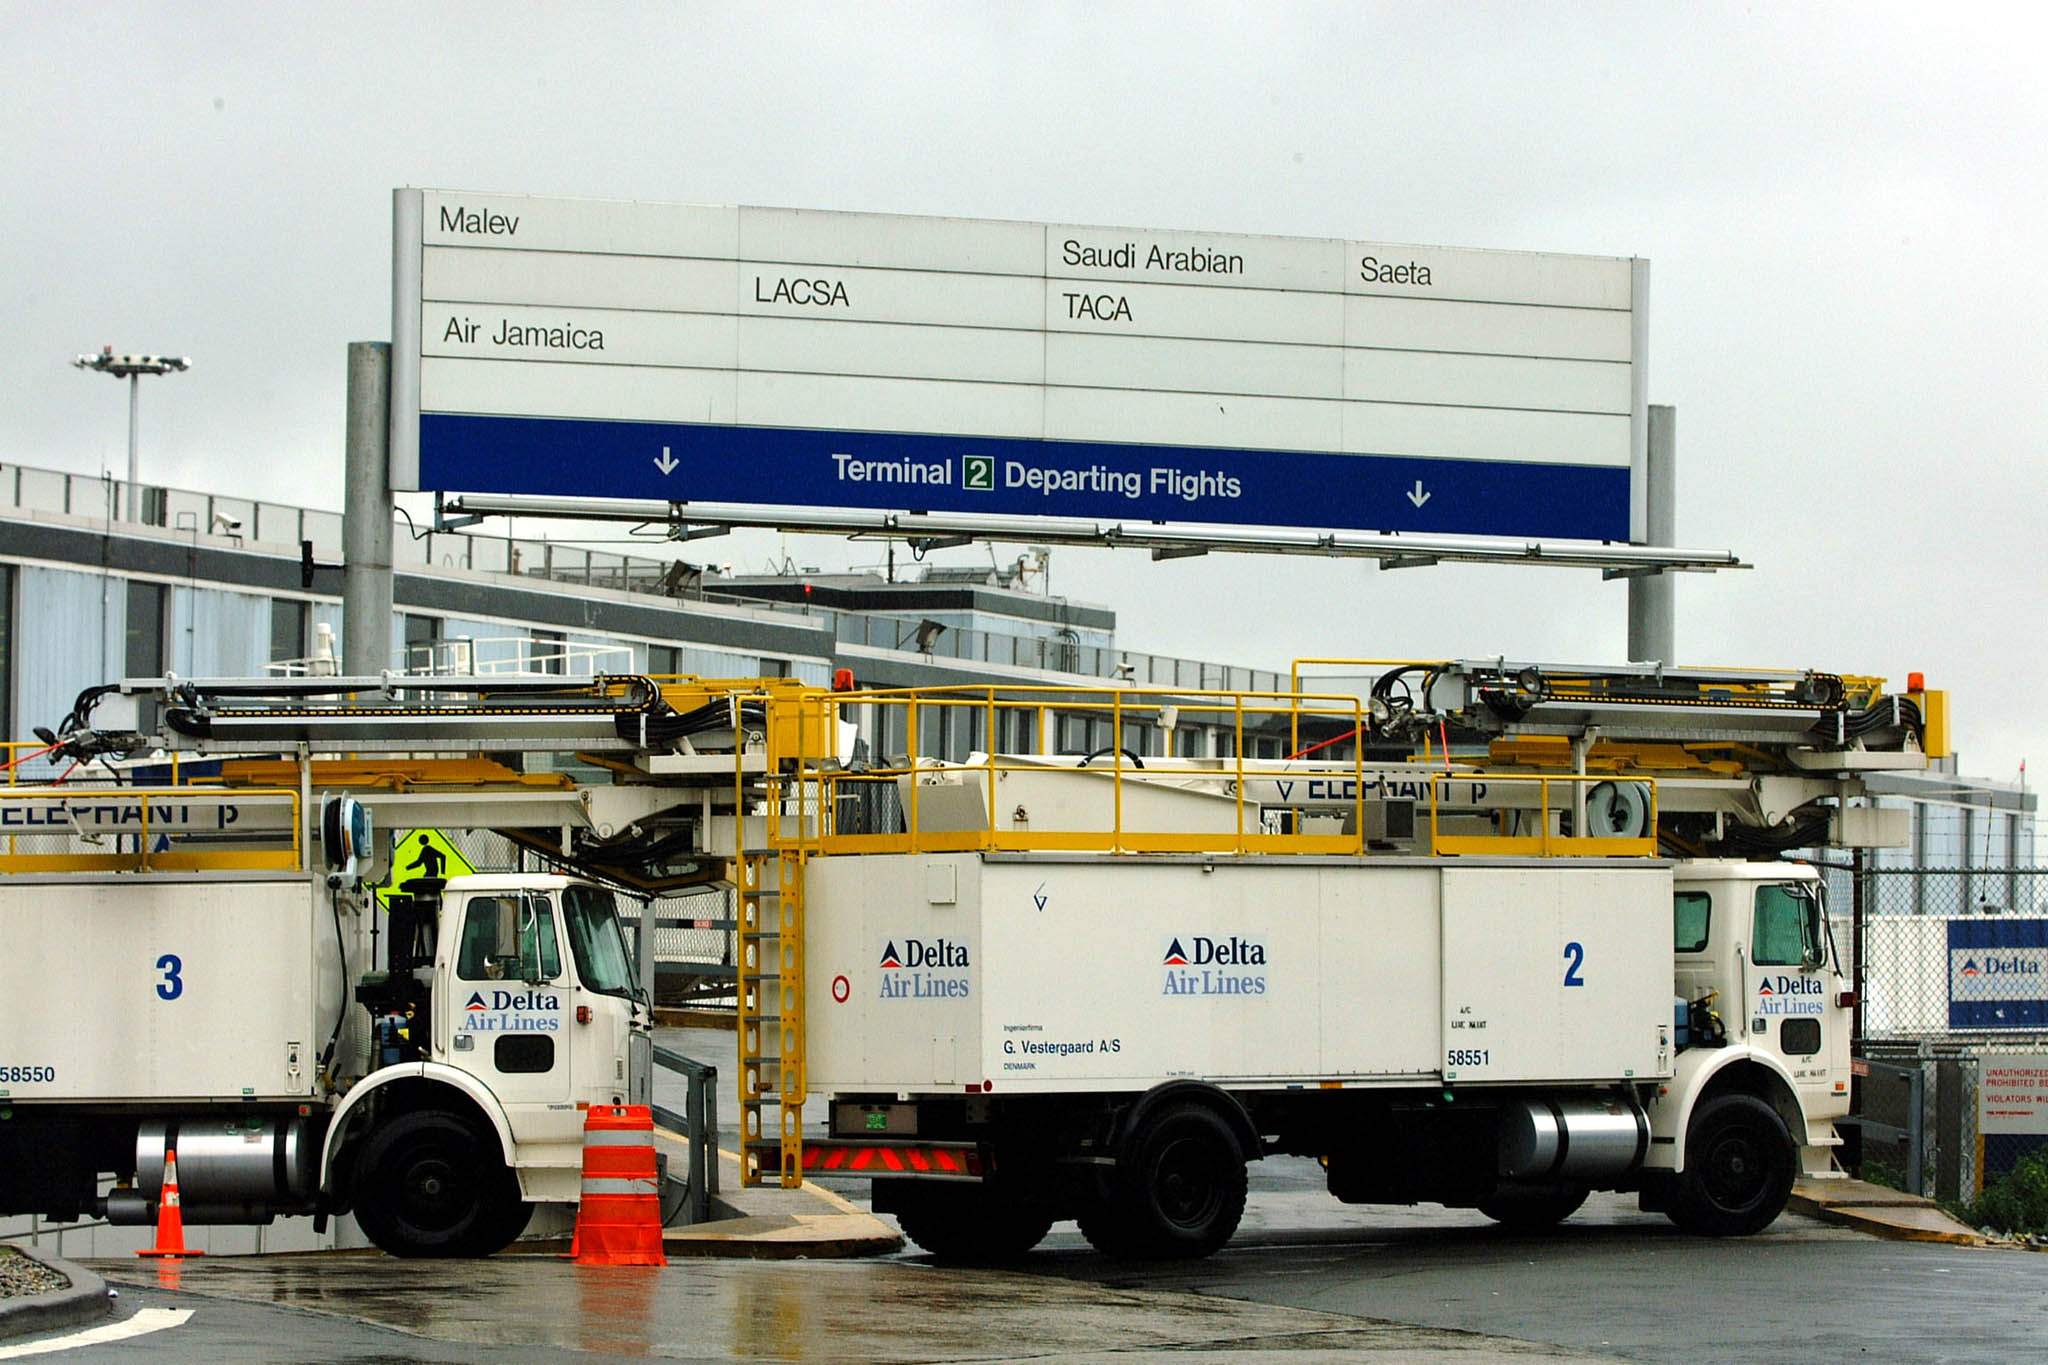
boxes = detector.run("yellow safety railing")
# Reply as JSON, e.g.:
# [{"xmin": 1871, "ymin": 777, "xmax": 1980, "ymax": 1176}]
[
  {"xmin": 768, "ymin": 684, "xmax": 1667, "ymax": 861},
  {"xmin": 804, "ymin": 684, "xmax": 1374, "ymax": 858},
  {"xmin": 0, "ymin": 787, "xmax": 304, "ymax": 873},
  {"xmin": 1426, "ymin": 773, "xmax": 1659, "ymax": 858}
]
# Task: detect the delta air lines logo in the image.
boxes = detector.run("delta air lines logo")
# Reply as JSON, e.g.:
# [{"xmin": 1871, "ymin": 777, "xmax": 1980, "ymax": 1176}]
[
  {"xmin": 458, "ymin": 989, "xmax": 561, "ymax": 1033},
  {"xmin": 1754, "ymin": 975, "xmax": 1825, "ymax": 1017},
  {"xmin": 1950, "ymin": 951, "xmax": 2045, "ymax": 998},
  {"xmin": 1162, "ymin": 934, "xmax": 1268, "ymax": 997},
  {"xmin": 877, "ymin": 937, "xmax": 971, "ymax": 1001}
]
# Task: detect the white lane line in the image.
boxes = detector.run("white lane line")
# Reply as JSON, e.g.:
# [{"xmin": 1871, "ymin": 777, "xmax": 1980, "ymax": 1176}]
[{"xmin": 0, "ymin": 1307, "xmax": 193, "ymax": 1358}]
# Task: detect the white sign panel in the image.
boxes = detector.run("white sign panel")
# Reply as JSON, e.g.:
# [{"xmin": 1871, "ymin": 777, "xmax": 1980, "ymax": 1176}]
[
  {"xmin": 393, "ymin": 190, "xmax": 1647, "ymax": 540},
  {"xmin": 1980, "ymin": 1054, "xmax": 2048, "ymax": 1136}
]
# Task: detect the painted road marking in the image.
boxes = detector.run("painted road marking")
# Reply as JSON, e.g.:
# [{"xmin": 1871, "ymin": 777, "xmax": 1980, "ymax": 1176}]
[{"xmin": 0, "ymin": 1307, "xmax": 192, "ymax": 1358}]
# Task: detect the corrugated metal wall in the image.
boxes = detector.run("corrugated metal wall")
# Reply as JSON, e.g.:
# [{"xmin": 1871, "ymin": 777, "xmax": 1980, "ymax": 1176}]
[{"xmin": 14, "ymin": 566, "xmax": 124, "ymax": 738}]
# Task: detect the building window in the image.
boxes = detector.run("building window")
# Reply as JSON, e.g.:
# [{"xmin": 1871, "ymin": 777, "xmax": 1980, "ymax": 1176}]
[
  {"xmin": 270, "ymin": 599, "xmax": 308, "ymax": 667},
  {"xmin": 648, "ymin": 644, "xmax": 680, "ymax": 678},
  {"xmin": 533, "ymin": 630, "xmax": 565, "ymax": 675},
  {"xmin": 125, "ymin": 581, "xmax": 165, "ymax": 680},
  {"xmin": 403, "ymin": 614, "xmax": 439, "ymax": 672},
  {"xmin": 125, "ymin": 581, "xmax": 166, "ymax": 732}
]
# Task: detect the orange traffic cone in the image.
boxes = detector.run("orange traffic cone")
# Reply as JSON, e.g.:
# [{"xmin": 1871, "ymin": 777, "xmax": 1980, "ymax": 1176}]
[
  {"xmin": 137, "ymin": 1148, "xmax": 203, "ymax": 1258},
  {"xmin": 567, "ymin": 1105, "xmax": 666, "ymax": 1266}
]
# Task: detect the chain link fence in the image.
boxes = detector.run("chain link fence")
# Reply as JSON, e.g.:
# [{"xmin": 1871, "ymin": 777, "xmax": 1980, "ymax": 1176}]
[{"xmin": 1818, "ymin": 862, "xmax": 2048, "ymax": 1200}]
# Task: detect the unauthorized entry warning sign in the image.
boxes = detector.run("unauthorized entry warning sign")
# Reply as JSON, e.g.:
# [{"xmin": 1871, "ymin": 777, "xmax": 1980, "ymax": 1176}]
[{"xmin": 1979, "ymin": 1054, "xmax": 2048, "ymax": 1136}]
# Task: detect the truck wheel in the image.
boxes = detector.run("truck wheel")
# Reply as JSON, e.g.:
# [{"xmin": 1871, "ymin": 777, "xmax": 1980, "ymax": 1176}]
[
  {"xmin": 352, "ymin": 1109, "xmax": 525, "ymax": 1257},
  {"xmin": 1075, "ymin": 1190, "xmax": 1137, "ymax": 1258},
  {"xmin": 1108, "ymin": 1102, "xmax": 1247, "ymax": 1260},
  {"xmin": 1477, "ymin": 1186, "xmax": 1589, "ymax": 1230},
  {"xmin": 1668, "ymin": 1094, "xmax": 1795, "ymax": 1237},
  {"xmin": 890, "ymin": 1184, "xmax": 1053, "ymax": 1262}
]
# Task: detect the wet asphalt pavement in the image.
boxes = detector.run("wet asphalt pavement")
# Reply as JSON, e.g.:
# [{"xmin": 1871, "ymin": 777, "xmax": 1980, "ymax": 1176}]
[
  {"xmin": 76, "ymin": 1253, "xmax": 1611, "ymax": 1362},
  {"xmin": 12, "ymin": 1027, "xmax": 2046, "ymax": 1360}
]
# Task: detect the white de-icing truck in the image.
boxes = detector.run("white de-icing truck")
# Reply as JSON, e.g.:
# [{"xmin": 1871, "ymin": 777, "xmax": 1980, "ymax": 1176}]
[
  {"xmin": 784, "ymin": 661, "xmax": 1945, "ymax": 1260},
  {"xmin": 806, "ymin": 851, "xmax": 1844, "ymax": 1257},
  {"xmin": 0, "ymin": 673, "xmax": 716, "ymax": 1257},
  {"xmin": 0, "ymin": 855, "xmax": 652, "ymax": 1256}
]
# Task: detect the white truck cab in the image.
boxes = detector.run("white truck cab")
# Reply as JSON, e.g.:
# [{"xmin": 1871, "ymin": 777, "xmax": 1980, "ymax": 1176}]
[
  {"xmin": 1641, "ymin": 859, "xmax": 1852, "ymax": 1233},
  {"xmin": 0, "ymin": 868, "xmax": 650, "ymax": 1258},
  {"xmin": 327, "ymin": 873, "xmax": 652, "ymax": 1255}
]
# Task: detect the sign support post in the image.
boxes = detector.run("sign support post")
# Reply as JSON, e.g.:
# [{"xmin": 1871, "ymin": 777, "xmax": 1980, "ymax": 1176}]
[
  {"xmin": 1627, "ymin": 405, "xmax": 1677, "ymax": 664},
  {"xmin": 343, "ymin": 341, "xmax": 395, "ymax": 677}
]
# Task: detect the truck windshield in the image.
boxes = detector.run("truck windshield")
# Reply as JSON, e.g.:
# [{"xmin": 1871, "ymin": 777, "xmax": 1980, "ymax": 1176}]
[{"xmin": 562, "ymin": 884, "xmax": 637, "ymax": 999}]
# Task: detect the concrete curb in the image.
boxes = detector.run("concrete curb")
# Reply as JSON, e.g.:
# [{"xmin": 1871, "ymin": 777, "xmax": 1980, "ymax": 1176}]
[
  {"xmin": 515, "ymin": 1212, "xmax": 903, "ymax": 1261},
  {"xmin": 0, "ymin": 1244, "xmax": 113, "ymax": 1342}
]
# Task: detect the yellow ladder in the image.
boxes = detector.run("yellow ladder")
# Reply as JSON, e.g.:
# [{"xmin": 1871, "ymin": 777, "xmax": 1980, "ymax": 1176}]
[{"xmin": 737, "ymin": 846, "xmax": 806, "ymax": 1186}]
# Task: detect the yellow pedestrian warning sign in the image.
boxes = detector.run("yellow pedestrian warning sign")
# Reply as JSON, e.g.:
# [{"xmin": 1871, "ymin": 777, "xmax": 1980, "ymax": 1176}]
[{"xmin": 376, "ymin": 829, "xmax": 477, "ymax": 907}]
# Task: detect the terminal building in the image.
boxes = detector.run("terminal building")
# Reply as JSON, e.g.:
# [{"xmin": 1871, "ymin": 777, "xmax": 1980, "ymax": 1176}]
[{"xmin": 0, "ymin": 460, "xmax": 1293, "ymax": 783}]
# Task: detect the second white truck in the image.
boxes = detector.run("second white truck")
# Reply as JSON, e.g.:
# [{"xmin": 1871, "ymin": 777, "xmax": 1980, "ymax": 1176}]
[{"xmin": 802, "ymin": 851, "xmax": 1849, "ymax": 1258}]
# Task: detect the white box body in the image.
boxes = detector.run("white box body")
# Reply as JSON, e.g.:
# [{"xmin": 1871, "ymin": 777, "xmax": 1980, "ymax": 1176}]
[
  {"xmin": 805, "ymin": 854, "xmax": 1673, "ymax": 1096},
  {"xmin": 0, "ymin": 874, "xmax": 341, "ymax": 1105}
]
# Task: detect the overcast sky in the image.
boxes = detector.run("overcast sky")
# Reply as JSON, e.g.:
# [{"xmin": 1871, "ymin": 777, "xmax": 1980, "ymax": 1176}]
[{"xmin": 4, "ymin": 3, "xmax": 2042, "ymax": 779}]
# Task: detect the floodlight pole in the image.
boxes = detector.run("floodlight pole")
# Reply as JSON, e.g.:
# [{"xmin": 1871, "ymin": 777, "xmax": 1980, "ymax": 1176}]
[
  {"xmin": 72, "ymin": 348, "xmax": 190, "ymax": 522},
  {"xmin": 124, "ymin": 372, "xmax": 140, "ymax": 509}
]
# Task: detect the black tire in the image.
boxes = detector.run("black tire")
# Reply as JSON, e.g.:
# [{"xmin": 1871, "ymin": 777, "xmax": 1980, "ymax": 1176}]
[
  {"xmin": 892, "ymin": 1184, "xmax": 1053, "ymax": 1263},
  {"xmin": 1103, "ymin": 1102, "xmax": 1247, "ymax": 1260},
  {"xmin": 351, "ymin": 1109, "xmax": 526, "ymax": 1258},
  {"xmin": 1477, "ymin": 1185, "xmax": 1589, "ymax": 1230},
  {"xmin": 1668, "ymin": 1093, "xmax": 1796, "ymax": 1237},
  {"xmin": 481, "ymin": 1186, "xmax": 535, "ymax": 1251},
  {"xmin": 1074, "ymin": 1183, "xmax": 1137, "ymax": 1258}
]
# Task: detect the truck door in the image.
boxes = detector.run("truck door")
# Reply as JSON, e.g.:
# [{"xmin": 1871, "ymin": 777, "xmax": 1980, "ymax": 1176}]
[
  {"xmin": 559, "ymin": 884, "xmax": 648, "ymax": 1107},
  {"xmin": 1744, "ymin": 883, "xmax": 1834, "ymax": 1087},
  {"xmin": 445, "ymin": 891, "xmax": 579, "ymax": 1145}
]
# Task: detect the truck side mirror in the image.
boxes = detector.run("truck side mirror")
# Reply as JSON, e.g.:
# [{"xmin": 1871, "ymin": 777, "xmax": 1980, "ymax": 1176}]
[
  {"xmin": 494, "ymin": 899, "xmax": 521, "ymax": 960},
  {"xmin": 1795, "ymin": 886, "xmax": 1828, "ymax": 969}
]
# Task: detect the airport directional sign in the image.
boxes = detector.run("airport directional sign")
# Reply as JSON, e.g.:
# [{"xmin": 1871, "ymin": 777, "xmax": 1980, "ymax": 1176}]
[{"xmin": 394, "ymin": 191, "xmax": 1647, "ymax": 542}]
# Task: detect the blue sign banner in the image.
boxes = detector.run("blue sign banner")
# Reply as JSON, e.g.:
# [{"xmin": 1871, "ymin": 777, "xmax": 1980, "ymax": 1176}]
[
  {"xmin": 418, "ymin": 414, "xmax": 1631, "ymax": 542},
  {"xmin": 1948, "ymin": 919, "xmax": 2048, "ymax": 1029}
]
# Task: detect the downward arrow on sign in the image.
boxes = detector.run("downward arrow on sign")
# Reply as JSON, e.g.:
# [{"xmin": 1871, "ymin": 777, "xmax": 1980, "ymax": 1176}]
[
  {"xmin": 654, "ymin": 446, "xmax": 679, "ymax": 475},
  {"xmin": 1407, "ymin": 481, "xmax": 1431, "ymax": 508}
]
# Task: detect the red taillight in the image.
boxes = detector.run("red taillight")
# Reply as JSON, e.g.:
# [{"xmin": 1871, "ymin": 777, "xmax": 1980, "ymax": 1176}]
[
  {"xmin": 576, "ymin": 1005, "xmax": 592, "ymax": 1024},
  {"xmin": 1836, "ymin": 990, "xmax": 1857, "ymax": 1008},
  {"xmin": 800, "ymin": 1142, "xmax": 977, "ymax": 1176}
]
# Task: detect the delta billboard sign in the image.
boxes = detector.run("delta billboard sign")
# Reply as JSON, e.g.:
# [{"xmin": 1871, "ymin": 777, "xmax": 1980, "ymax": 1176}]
[
  {"xmin": 1948, "ymin": 919, "xmax": 2048, "ymax": 1029},
  {"xmin": 392, "ymin": 190, "xmax": 1647, "ymax": 542}
]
